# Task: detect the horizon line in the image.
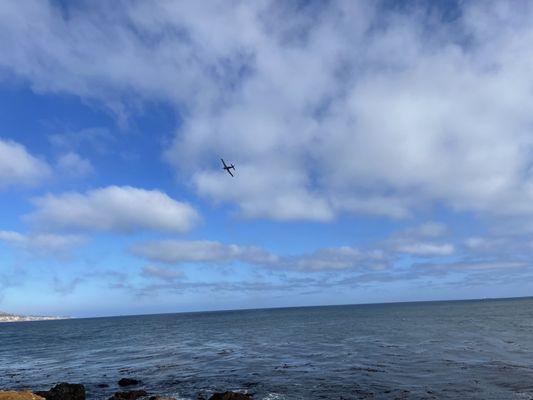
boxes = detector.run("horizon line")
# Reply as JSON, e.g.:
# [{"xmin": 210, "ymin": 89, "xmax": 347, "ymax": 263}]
[{"xmin": 48, "ymin": 294, "xmax": 533, "ymax": 321}]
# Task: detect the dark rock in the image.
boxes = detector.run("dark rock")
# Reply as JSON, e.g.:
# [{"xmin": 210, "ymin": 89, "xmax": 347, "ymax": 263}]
[
  {"xmin": 36, "ymin": 383, "xmax": 85, "ymax": 400},
  {"xmin": 118, "ymin": 379, "xmax": 141, "ymax": 387},
  {"xmin": 97, "ymin": 384, "xmax": 110, "ymax": 389},
  {"xmin": 108, "ymin": 391, "xmax": 147, "ymax": 400},
  {"xmin": 208, "ymin": 392, "xmax": 252, "ymax": 400}
]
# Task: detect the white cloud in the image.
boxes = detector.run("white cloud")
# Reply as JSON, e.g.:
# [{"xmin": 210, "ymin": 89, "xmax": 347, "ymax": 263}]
[
  {"xmin": 387, "ymin": 222, "xmax": 455, "ymax": 257},
  {"xmin": 141, "ymin": 265, "xmax": 185, "ymax": 281},
  {"xmin": 132, "ymin": 240, "xmax": 277, "ymax": 265},
  {"xmin": 455, "ymin": 261, "xmax": 527, "ymax": 271},
  {"xmin": 0, "ymin": 230, "xmax": 85, "ymax": 256},
  {"xmin": 0, "ymin": 139, "xmax": 51, "ymax": 188},
  {"xmin": 331, "ymin": 195, "xmax": 412, "ymax": 219},
  {"xmin": 415, "ymin": 260, "xmax": 528, "ymax": 274},
  {"xmin": 2, "ymin": 2, "xmax": 533, "ymax": 221},
  {"xmin": 464, "ymin": 237, "xmax": 493, "ymax": 250},
  {"xmin": 56, "ymin": 152, "xmax": 94, "ymax": 178},
  {"xmin": 405, "ymin": 222, "xmax": 448, "ymax": 238},
  {"xmin": 194, "ymin": 165, "xmax": 334, "ymax": 221},
  {"xmin": 131, "ymin": 240, "xmax": 387, "ymax": 272},
  {"xmin": 0, "ymin": 230, "xmax": 25, "ymax": 243},
  {"xmin": 460, "ymin": 234, "xmax": 533, "ymax": 259},
  {"xmin": 396, "ymin": 242, "xmax": 455, "ymax": 256},
  {"xmin": 26, "ymin": 186, "xmax": 200, "ymax": 233},
  {"xmin": 287, "ymin": 247, "xmax": 388, "ymax": 272}
]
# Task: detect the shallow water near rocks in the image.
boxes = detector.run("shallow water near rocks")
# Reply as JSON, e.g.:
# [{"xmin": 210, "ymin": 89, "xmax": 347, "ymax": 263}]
[{"xmin": 1, "ymin": 298, "xmax": 533, "ymax": 399}]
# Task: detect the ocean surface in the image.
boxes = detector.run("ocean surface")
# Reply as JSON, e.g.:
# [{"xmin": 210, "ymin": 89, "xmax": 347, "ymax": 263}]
[{"xmin": 1, "ymin": 298, "xmax": 533, "ymax": 399}]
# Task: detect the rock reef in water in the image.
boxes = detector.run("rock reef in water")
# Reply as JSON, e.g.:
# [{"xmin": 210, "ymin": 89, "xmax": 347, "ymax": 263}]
[
  {"xmin": 108, "ymin": 391, "xmax": 148, "ymax": 400},
  {"xmin": 34, "ymin": 383, "xmax": 85, "ymax": 400},
  {"xmin": 117, "ymin": 379, "xmax": 141, "ymax": 387},
  {"xmin": 2, "ymin": 383, "xmax": 253, "ymax": 400}
]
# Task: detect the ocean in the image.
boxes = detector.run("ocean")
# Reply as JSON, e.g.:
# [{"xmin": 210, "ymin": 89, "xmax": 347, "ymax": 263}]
[{"xmin": 1, "ymin": 298, "xmax": 533, "ymax": 399}]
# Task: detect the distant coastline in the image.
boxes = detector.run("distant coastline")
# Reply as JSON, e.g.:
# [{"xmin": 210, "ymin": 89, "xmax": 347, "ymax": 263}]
[{"xmin": 0, "ymin": 311, "xmax": 68, "ymax": 323}]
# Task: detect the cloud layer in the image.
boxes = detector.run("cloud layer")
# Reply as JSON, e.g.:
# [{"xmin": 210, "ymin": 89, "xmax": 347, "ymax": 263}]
[
  {"xmin": 2, "ymin": 2, "xmax": 533, "ymax": 222},
  {"xmin": 131, "ymin": 240, "xmax": 387, "ymax": 273},
  {"xmin": 0, "ymin": 230, "xmax": 85, "ymax": 256}
]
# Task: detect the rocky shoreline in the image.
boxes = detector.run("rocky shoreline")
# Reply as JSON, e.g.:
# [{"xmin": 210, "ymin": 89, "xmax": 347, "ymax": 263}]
[{"xmin": 0, "ymin": 382, "xmax": 252, "ymax": 400}]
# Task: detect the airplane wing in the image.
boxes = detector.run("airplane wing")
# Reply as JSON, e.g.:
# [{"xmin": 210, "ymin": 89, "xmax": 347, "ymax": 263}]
[
  {"xmin": 221, "ymin": 158, "xmax": 228, "ymax": 168},
  {"xmin": 227, "ymin": 169, "xmax": 234, "ymax": 177}
]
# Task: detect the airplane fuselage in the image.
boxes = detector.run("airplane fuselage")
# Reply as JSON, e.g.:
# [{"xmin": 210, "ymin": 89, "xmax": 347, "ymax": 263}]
[{"xmin": 221, "ymin": 158, "xmax": 235, "ymax": 176}]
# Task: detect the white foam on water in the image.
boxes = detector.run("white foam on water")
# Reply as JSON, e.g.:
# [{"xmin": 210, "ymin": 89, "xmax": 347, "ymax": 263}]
[{"xmin": 263, "ymin": 393, "xmax": 288, "ymax": 400}]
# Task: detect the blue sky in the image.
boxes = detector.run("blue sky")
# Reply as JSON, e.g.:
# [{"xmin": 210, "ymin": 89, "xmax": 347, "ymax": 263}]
[{"xmin": 1, "ymin": 0, "xmax": 533, "ymax": 317}]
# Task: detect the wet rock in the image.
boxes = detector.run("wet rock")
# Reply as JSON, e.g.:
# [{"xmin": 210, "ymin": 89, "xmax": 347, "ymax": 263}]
[
  {"xmin": 0, "ymin": 391, "xmax": 45, "ymax": 400},
  {"xmin": 35, "ymin": 383, "xmax": 85, "ymax": 400},
  {"xmin": 208, "ymin": 392, "xmax": 252, "ymax": 400},
  {"xmin": 118, "ymin": 379, "xmax": 141, "ymax": 387},
  {"xmin": 97, "ymin": 384, "xmax": 110, "ymax": 389},
  {"xmin": 108, "ymin": 390, "xmax": 147, "ymax": 400}
]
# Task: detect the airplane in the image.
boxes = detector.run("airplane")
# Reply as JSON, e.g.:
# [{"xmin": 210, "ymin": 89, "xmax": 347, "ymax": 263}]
[{"xmin": 221, "ymin": 158, "xmax": 235, "ymax": 177}]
